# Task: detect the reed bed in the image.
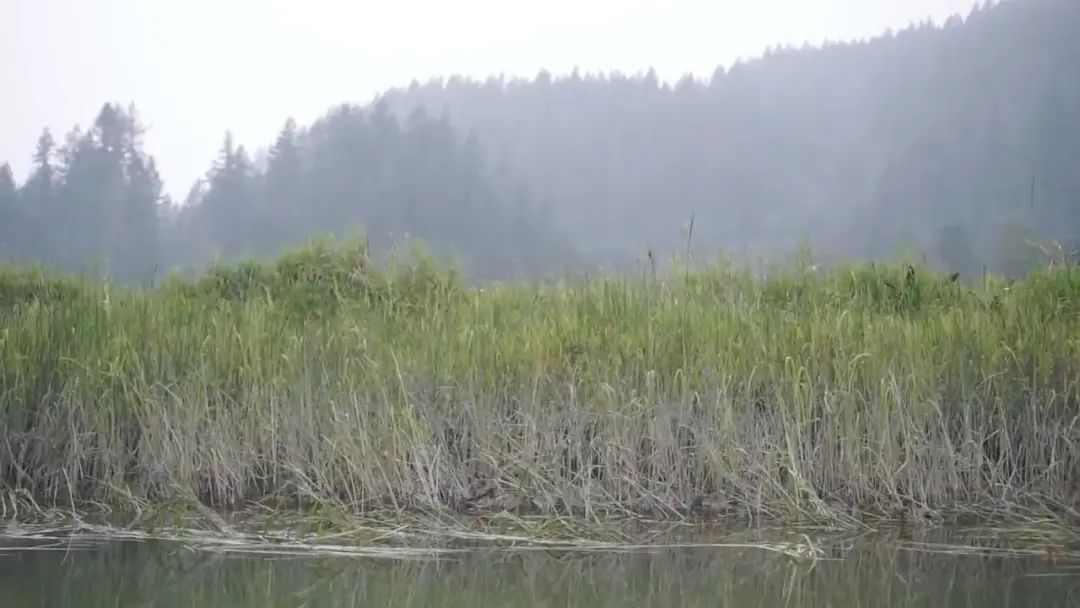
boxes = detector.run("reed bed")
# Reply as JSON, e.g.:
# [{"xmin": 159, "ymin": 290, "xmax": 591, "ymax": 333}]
[{"xmin": 1, "ymin": 241, "xmax": 1079, "ymax": 533}]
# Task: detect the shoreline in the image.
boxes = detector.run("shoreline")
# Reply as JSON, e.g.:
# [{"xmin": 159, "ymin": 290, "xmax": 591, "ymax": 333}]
[
  {"xmin": 3, "ymin": 500, "xmax": 1079, "ymax": 567},
  {"xmin": 2, "ymin": 244, "xmax": 1079, "ymax": 545}
]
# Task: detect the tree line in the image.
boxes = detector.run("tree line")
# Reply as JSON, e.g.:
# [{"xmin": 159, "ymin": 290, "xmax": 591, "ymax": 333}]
[
  {"xmin": 379, "ymin": 0, "xmax": 1080, "ymax": 274},
  {"xmin": 0, "ymin": 102, "xmax": 574, "ymax": 283},
  {"xmin": 3, "ymin": 0, "xmax": 1078, "ymax": 283}
]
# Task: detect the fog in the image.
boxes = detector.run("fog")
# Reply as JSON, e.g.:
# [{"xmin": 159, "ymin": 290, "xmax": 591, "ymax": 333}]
[
  {"xmin": 2, "ymin": 0, "xmax": 1077, "ymax": 282},
  {"xmin": 6, "ymin": 0, "xmax": 974, "ymax": 197}
]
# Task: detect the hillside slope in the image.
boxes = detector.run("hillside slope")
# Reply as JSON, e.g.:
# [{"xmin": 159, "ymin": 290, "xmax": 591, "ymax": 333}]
[{"xmin": 380, "ymin": 0, "xmax": 1080, "ymax": 272}]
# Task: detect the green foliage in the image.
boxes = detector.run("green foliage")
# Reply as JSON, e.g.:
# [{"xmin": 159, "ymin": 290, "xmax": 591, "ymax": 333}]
[
  {"xmin": 1, "ymin": 0, "xmax": 1080, "ymax": 526},
  {"xmin": 3, "ymin": 0, "xmax": 1079, "ymax": 282},
  {"xmin": 163, "ymin": 238, "xmax": 461, "ymax": 317},
  {"xmin": 0, "ymin": 265, "xmax": 87, "ymax": 310},
  {"xmin": 1, "ymin": 243, "xmax": 1077, "ymax": 523}
]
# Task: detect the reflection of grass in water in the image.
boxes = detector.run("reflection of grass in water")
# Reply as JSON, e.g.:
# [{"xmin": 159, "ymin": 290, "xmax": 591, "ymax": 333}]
[
  {"xmin": 1, "ymin": 531, "xmax": 1079, "ymax": 608},
  {"xmin": 1, "ymin": 240, "xmax": 1079, "ymax": 533}
]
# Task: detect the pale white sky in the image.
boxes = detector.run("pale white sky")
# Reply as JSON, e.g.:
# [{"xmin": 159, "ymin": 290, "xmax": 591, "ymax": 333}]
[{"xmin": 4, "ymin": 0, "xmax": 977, "ymax": 198}]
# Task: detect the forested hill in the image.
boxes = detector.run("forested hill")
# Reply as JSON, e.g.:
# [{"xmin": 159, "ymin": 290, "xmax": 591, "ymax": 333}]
[
  {"xmin": 167, "ymin": 104, "xmax": 575, "ymax": 280},
  {"xmin": 379, "ymin": 0, "xmax": 1080, "ymax": 274},
  {"xmin": 0, "ymin": 103, "xmax": 574, "ymax": 282},
  {"xmin": 2, "ymin": 0, "xmax": 1077, "ymax": 283}
]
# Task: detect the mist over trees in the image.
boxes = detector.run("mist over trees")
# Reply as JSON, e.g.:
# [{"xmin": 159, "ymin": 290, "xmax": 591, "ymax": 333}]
[
  {"xmin": 380, "ymin": 0, "xmax": 1080, "ymax": 272},
  {"xmin": 0, "ymin": 108, "xmax": 162, "ymax": 282},
  {"xmin": 1, "ymin": 103, "xmax": 574, "ymax": 282},
  {"xmin": 1, "ymin": 0, "xmax": 1077, "ymax": 283}
]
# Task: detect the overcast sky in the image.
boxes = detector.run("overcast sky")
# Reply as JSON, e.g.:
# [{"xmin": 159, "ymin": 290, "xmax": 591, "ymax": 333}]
[{"xmin": 5, "ymin": 0, "xmax": 978, "ymax": 199}]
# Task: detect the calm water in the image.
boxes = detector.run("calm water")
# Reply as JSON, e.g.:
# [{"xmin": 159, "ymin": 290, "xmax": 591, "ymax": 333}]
[{"xmin": 2, "ymin": 529, "xmax": 1079, "ymax": 607}]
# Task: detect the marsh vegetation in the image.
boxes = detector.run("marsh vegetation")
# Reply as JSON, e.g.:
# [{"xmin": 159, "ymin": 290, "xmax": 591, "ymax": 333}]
[{"xmin": 2, "ymin": 242, "xmax": 1078, "ymax": 535}]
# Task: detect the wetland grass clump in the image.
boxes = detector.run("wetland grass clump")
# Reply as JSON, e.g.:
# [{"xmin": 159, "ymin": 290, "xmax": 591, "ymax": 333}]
[{"xmin": 1, "ymin": 242, "xmax": 1078, "ymax": 531}]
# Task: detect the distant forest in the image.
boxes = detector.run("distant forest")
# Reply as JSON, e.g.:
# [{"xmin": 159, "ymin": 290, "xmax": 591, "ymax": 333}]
[
  {"xmin": 2, "ymin": 0, "xmax": 1078, "ymax": 283},
  {"xmin": 0, "ymin": 103, "xmax": 573, "ymax": 282}
]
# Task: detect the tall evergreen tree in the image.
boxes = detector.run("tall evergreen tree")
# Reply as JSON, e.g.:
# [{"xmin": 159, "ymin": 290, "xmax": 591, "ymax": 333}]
[
  {"xmin": 21, "ymin": 130, "xmax": 58, "ymax": 264},
  {"xmin": 193, "ymin": 132, "xmax": 262, "ymax": 258},
  {"xmin": 263, "ymin": 118, "xmax": 306, "ymax": 251},
  {"xmin": 50, "ymin": 103, "xmax": 161, "ymax": 280},
  {"xmin": 122, "ymin": 139, "xmax": 163, "ymax": 282},
  {"xmin": 0, "ymin": 163, "xmax": 18, "ymax": 260}
]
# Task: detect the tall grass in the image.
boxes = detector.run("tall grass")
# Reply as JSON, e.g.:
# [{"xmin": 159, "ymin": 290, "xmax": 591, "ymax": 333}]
[{"xmin": 1, "ymin": 241, "xmax": 1078, "ymax": 527}]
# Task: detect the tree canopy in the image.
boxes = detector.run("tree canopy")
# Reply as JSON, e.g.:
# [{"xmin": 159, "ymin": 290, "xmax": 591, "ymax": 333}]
[
  {"xmin": 380, "ymin": 0, "xmax": 1080, "ymax": 272},
  {"xmin": 1, "ymin": 0, "xmax": 1077, "ymax": 281}
]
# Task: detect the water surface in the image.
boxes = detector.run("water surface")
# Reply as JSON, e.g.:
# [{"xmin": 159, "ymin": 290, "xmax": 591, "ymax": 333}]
[{"xmin": 2, "ymin": 528, "xmax": 1078, "ymax": 607}]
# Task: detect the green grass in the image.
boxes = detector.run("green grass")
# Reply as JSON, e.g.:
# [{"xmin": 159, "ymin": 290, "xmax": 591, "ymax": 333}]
[{"xmin": 1, "ymin": 240, "xmax": 1078, "ymax": 530}]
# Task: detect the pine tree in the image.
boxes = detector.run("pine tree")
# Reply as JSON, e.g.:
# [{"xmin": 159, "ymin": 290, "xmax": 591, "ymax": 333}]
[
  {"xmin": 197, "ymin": 132, "xmax": 261, "ymax": 257},
  {"xmin": 0, "ymin": 163, "xmax": 18, "ymax": 260},
  {"xmin": 263, "ymin": 118, "xmax": 305, "ymax": 251},
  {"xmin": 21, "ymin": 130, "xmax": 58, "ymax": 264},
  {"xmin": 123, "ymin": 145, "xmax": 163, "ymax": 282}
]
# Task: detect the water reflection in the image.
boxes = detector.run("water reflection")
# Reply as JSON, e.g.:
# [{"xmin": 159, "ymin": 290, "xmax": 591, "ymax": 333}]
[{"xmin": 1, "ymin": 531, "xmax": 1077, "ymax": 607}]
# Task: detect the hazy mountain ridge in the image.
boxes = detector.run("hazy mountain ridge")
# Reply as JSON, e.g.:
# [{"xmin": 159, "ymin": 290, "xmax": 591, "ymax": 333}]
[
  {"xmin": 2, "ymin": 0, "xmax": 1077, "ymax": 281},
  {"xmin": 378, "ymin": 0, "xmax": 1080, "ymax": 272}
]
